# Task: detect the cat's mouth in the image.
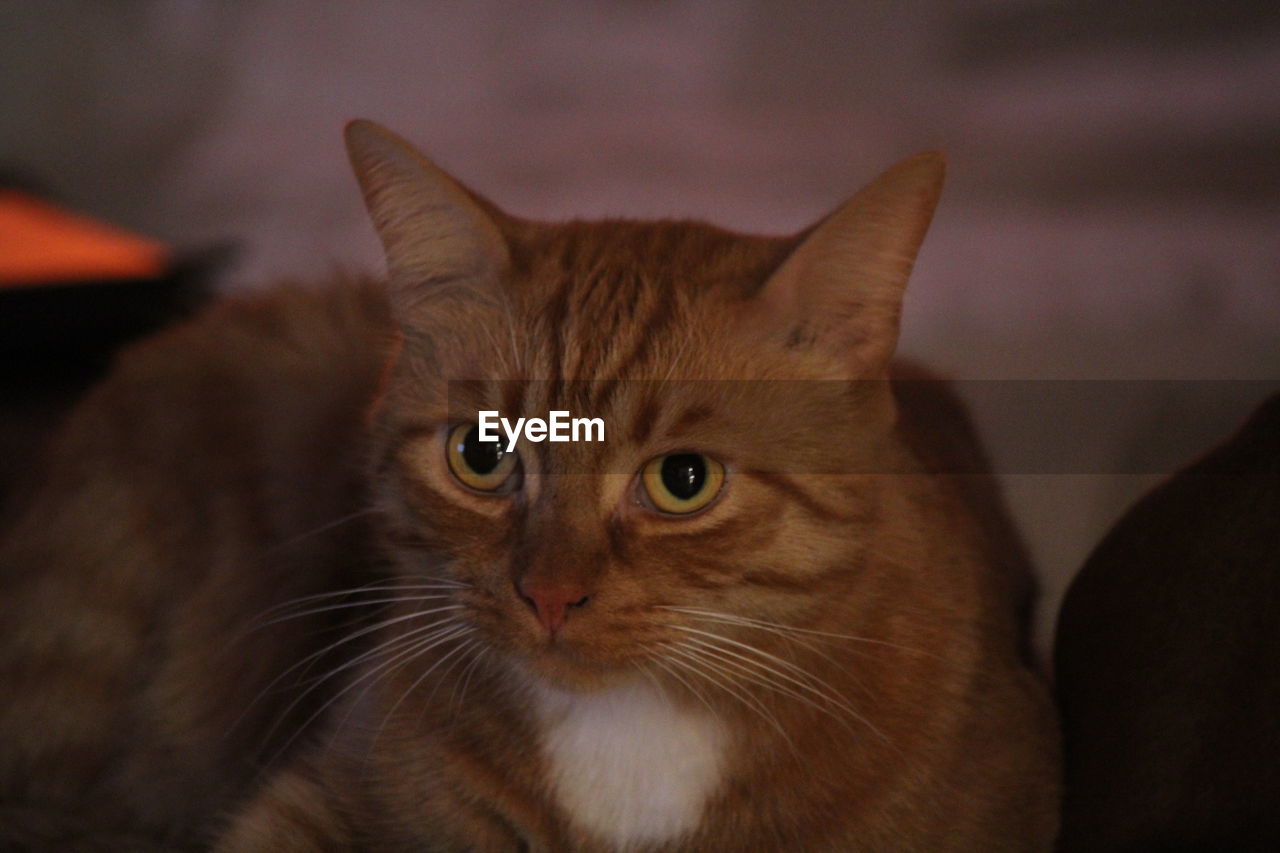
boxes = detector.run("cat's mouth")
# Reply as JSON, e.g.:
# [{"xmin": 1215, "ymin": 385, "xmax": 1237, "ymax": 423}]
[{"xmin": 516, "ymin": 638, "xmax": 639, "ymax": 692}]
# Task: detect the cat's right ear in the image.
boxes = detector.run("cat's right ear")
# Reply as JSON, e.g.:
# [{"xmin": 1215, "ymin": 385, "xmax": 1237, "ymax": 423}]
[
  {"xmin": 753, "ymin": 152, "xmax": 945, "ymax": 379},
  {"xmin": 344, "ymin": 120, "xmax": 509, "ymax": 298}
]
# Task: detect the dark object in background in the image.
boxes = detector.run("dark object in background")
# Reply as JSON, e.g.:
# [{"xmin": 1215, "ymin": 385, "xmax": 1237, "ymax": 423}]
[
  {"xmin": 1055, "ymin": 392, "xmax": 1280, "ymax": 851},
  {"xmin": 0, "ymin": 187, "xmax": 223, "ymax": 517}
]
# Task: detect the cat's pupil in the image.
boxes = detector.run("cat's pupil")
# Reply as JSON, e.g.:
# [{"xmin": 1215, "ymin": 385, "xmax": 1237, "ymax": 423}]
[
  {"xmin": 661, "ymin": 453, "xmax": 706, "ymax": 500},
  {"xmin": 461, "ymin": 424, "xmax": 504, "ymax": 474}
]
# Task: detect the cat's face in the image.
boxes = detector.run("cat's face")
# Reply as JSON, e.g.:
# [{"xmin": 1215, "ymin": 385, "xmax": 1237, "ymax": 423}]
[{"xmin": 346, "ymin": 121, "xmax": 943, "ymax": 691}]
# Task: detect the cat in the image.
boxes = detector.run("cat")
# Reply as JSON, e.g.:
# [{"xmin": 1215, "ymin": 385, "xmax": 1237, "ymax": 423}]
[
  {"xmin": 0, "ymin": 120, "xmax": 1059, "ymax": 851},
  {"xmin": 1055, "ymin": 391, "xmax": 1280, "ymax": 852}
]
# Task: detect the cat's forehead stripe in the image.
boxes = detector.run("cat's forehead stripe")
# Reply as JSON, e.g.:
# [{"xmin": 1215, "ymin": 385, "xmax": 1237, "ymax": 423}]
[{"xmin": 512, "ymin": 220, "xmax": 794, "ymax": 383}]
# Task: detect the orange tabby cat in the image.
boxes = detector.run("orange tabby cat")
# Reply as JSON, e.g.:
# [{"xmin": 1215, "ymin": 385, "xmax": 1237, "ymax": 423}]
[{"xmin": 0, "ymin": 121, "xmax": 1059, "ymax": 850}]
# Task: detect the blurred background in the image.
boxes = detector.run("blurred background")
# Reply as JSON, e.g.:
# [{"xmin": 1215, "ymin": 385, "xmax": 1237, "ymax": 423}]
[{"xmin": 3, "ymin": 0, "xmax": 1278, "ymax": 652}]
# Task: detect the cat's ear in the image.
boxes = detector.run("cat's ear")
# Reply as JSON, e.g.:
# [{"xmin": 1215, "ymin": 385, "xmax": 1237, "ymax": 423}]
[
  {"xmin": 344, "ymin": 120, "xmax": 509, "ymax": 295},
  {"xmin": 756, "ymin": 152, "xmax": 945, "ymax": 378}
]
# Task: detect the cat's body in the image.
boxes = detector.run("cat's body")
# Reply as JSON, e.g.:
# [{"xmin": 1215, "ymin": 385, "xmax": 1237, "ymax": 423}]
[
  {"xmin": 0, "ymin": 282, "xmax": 393, "ymax": 849},
  {"xmin": 0, "ymin": 123, "xmax": 1059, "ymax": 850}
]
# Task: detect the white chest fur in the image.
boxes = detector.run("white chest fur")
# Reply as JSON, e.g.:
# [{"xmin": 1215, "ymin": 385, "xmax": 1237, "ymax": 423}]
[{"xmin": 531, "ymin": 680, "xmax": 727, "ymax": 850}]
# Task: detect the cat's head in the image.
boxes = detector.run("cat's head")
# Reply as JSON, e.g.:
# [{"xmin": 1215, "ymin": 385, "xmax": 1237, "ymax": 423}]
[{"xmin": 345, "ymin": 120, "xmax": 943, "ymax": 691}]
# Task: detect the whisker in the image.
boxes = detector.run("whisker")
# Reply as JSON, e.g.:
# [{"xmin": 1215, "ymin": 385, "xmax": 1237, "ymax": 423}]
[
  {"xmin": 661, "ymin": 608, "xmax": 842, "ymax": 667},
  {"xmin": 638, "ymin": 663, "xmax": 672, "ymax": 709},
  {"xmin": 260, "ymin": 507, "xmax": 381, "ymax": 555},
  {"xmin": 261, "ymin": 618, "xmax": 468, "ymax": 747},
  {"xmin": 451, "ymin": 643, "xmax": 488, "ymax": 713},
  {"xmin": 675, "ymin": 628, "xmax": 890, "ymax": 745},
  {"xmin": 673, "ymin": 624, "xmax": 832, "ymax": 683},
  {"xmin": 663, "ymin": 644, "xmax": 797, "ymax": 754},
  {"xmin": 229, "ymin": 605, "xmax": 465, "ymax": 736},
  {"xmin": 647, "ymin": 653, "xmax": 717, "ymax": 720},
  {"xmin": 679, "ymin": 636, "xmax": 861, "ymax": 737},
  {"xmin": 296, "ymin": 617, "xmax": 468, "ymax": 691},
  {"xmin": 656, "ymin": 606, "xmax": 902, "ymax": 701},
  {"xmin": 361, "ymin": 626, "xmax": 477, "ymax": 751},
  {"xmin": 413, "ymin": 634, "xmax": 480, "ymax": 712},
  {"xmin": 244, "ymin": 580, "xmax": 469, "ymax": 627},
  {"xmin": 658, "ymin": 332, "xmax": 693, "ymax": 384},
  {"xmin": 336, "ymin": 624, "xmax": 472, "ymax": 702},
  {"xmin": 247, "ymin": 594, "xmax": 456, "ymax": 633},
  {"xmin": 264, "ymin": 605, "xmax": 464, "ymax": 689},
  {"xmin": 666, "ymin": 645, "xmax": 787, "ymax": 735},
  {"xmin": 658, "ymin": 606, "xmax": 938, "ymax": 658},
  {"xmin": 292, "ymin": 623, "xmax": 472, "ymax": 762},
  {"xmin": 378, "ymin": 569, "xmax": 471, "ymax": 588}
]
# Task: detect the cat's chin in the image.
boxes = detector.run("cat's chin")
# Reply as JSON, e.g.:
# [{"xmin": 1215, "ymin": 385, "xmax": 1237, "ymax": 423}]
[{"xmin": 516, "ymin": 647, "xmax": 640, "ymax": 695}]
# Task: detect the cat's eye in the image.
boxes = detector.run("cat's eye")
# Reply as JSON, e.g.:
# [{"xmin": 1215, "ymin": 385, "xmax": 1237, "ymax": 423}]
[
  {"xmin": 640, "ymin": 452, "xmax": 725, "ymax": 515},
  {"xmin": 446, "ymin": 423, "xmax": 521, "ymax": 493}
]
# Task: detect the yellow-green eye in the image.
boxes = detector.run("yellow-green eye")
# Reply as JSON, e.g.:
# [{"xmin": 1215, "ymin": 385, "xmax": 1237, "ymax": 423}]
[
  {"xmin": 641, "ymin": 453, "xmax": 725, "ymax": 515},
  {"xmin": 446, "ymin": 423, "xmax": 520, "ymax": 493}
]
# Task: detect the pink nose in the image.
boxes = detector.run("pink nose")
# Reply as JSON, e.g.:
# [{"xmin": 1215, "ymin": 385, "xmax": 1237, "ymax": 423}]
[{"xmin": 518, "ymin": 580, "xmax": 591, "ymax": 635}]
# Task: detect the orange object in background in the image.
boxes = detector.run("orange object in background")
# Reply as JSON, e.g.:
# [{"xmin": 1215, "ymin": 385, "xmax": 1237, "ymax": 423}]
[{"xmin": 0, "ymin": 191, "xmax": 168, "ymax": 285}]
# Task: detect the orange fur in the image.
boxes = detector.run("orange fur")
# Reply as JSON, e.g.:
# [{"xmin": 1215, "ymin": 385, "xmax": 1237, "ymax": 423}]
[{"xmin": 0, "ymin": 123, "xmax": 1058, "ymax": 850}]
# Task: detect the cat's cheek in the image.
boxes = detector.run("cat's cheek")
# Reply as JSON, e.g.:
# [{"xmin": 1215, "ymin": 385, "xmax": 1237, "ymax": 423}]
[
  {"xmin": 386, "ymin": 454, "xmax": 521, "ymax": 539},
  {"xmin": 383, "ymin": 425, "xmax": 498, "ymax": 502}
]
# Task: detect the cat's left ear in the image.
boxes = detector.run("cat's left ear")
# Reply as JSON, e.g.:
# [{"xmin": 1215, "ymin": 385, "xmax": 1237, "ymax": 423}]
[
  {"xmin": 756, "ymin": 152, "xmax": 945, "ymax": 378},
  {"xmin": 344, "ymin": 119, "xmax": 510, "ymax": 298}
]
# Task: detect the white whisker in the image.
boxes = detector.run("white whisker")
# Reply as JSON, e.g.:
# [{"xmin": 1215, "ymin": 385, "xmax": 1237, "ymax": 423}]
[
  {"xmin": 248, "ymin": 594, "xmax": 456, "ymax": 632},
  {"xmin": 665, "ymin": 645, "xmax": 786, "ymax": 733},
  {"xmin": 662, "ymin": 607, "xmax": 841, "ymax": 666},
  {"xmin": 266, "ymin": 605, "xmax": 464, "ymax": 688},
  {"xmin": 261, "ymin": 507, "xmax": 381, "ymax": 555},
  {"xmin": 230, "ymin": 605, "xmax": 466, "ymax": 737},
  {"xmin": 647, "ymin": 653, "xmax": 717, "ymax": 720},
  {"xmin": 266, "ymin": 619, "xmax": 468, "ymax": 745},
  {"xmin": 674, "ymin": 628, "xmax": 890, "ymax": 745},
  {"xmin": 300, "ymin": 623, "xmax": 472, "ymax": 760},
  {"xmin": 245, "ymin": 579, "xmax": 469, "ymax": 626},
  {"xmin": 663, "ymin": 644, "xmax": 797, "ymax": 754},
  {"xmin": 680, "ymin": 636, "xmax": 862, "ymax": 737},
  {"xmin": 638, "ymin": 663, "xmax": 672, "ymax": 710},
  {"xmin": 451, "ymin": 643, "xmax": 488, "ymax": 713},
  {"xmin": 302, "ymin": 617, "xmax": 469, "ymax": 689},
  {"xmin": 658, "ymin": 606, "xmax": 937, "ymax": 659},
  {"xmin": 363, "ymin": 626, "xmax": 477, "ymax": 749}
]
